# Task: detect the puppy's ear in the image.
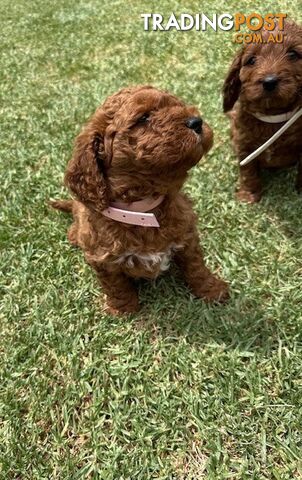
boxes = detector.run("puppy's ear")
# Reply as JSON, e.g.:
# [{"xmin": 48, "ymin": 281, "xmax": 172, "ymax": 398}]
[
  {"xmin": 223, "ymin": 49, "xmax": 243, "ymax": 112},
  {"xmin": 65, "ymin": 110, "xmax": 111, "ymax": 212}
]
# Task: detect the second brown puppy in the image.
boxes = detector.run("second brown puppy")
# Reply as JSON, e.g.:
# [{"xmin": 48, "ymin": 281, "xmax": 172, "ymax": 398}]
[{"xmin": 223, "ymin": 21, "xmax": 302, "ymax": 203}]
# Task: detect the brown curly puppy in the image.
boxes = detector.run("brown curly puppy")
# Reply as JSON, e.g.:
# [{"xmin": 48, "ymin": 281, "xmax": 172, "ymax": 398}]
[
  {"xmin": 223, "ymin": 21, "xmax": 302, "ymax": 203},
  {"xmin": 51, "ymin": 85, "xmax": 228, "ymax": 314}
]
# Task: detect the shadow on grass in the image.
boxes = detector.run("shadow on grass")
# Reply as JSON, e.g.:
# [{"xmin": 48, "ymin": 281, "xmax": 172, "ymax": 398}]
[
  {"xmin": 259, "ymin": 167, "xmax": 302, "ymax": 238},
  {"xmin": 133, "ymin": 268, "xmax": 280, "ymax": 354}
]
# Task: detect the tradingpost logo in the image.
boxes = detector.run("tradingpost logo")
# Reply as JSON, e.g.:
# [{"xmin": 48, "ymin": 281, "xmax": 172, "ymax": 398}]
[{"xmin": 141, "ymin": 13, "xmax": 287, "ymax": 43}]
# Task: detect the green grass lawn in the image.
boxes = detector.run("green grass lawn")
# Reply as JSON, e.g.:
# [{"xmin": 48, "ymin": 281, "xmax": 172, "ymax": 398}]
[{"xmin": 1, "ymin": 0, "xmax": 302, "ymax": 478}]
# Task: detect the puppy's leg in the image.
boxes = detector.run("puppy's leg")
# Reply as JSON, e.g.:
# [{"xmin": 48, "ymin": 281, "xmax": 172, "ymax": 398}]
[
  {"xmin": 88, "ymin": 262, "xmax": 140, "ymax": 315},
  {"xmin": 175, "ymin": 234, "xmax": 229, "ymax": 303},
  {"xmin": 296, "ymin": 156, "xmax": 302, "ymax": 193},
  {"xmin": 237, "ymin": 161, "xmax": 262, "ymax": 203},
  {"xmin": 67, "ymin": 224, "xmax": 79, "ymax": 246}
]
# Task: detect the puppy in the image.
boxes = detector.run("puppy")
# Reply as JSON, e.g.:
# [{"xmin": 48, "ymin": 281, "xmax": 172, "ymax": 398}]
[
  {"xmin": 51, "ymin": 85, "xmax": 228, "ymax": 314},
  {"xmin": 223, "ymin": 21, "xmax": 302, "ymax": 203}
]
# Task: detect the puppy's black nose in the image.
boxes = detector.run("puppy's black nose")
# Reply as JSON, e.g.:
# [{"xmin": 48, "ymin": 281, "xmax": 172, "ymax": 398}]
[
  {"xmin": 186, "ymin": 116, "xmax": 203, "ymax": 134},
  {"xmin": 262, "ymin": 75, "xmax": 279, "ymax": 92}
]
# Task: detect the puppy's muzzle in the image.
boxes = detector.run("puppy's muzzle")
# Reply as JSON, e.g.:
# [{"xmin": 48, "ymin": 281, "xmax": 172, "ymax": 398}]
[
  {"xmin": 185, "ymin": 116, "xmax": 203, "ymax": 134},
  {"xmin": 262, "ymin": 75, "xmax": 279, "ymax": 92}
]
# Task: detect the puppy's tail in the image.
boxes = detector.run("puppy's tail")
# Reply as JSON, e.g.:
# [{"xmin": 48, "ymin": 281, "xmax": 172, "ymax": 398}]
[{"xmin": 49, "ymin": 199, "xmax": 73, "ymax": 213}]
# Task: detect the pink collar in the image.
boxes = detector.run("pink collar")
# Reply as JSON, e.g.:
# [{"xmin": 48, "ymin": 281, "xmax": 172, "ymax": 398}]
[{"xmin": 102, "ymin": 195, "xmax": 164, "ymax": 227}]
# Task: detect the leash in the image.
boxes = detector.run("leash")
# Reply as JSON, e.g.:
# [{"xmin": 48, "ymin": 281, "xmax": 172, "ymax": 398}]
[{"xmin": 240, "ymin": 107, "xmax": 302, "ymax": 167}]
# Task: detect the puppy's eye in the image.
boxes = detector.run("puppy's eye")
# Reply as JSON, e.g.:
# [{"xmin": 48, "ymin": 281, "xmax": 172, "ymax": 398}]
[
  {"xmin": 287, "ymin": 50, "xmax": 301, "ymax": 61},
  {"xmin": 244, "ymin": 56, "xmax": 256, "ymax": 66},
  {"xmin": 136, "ymin": 113, "xmax": 150, "ymax": 124}
]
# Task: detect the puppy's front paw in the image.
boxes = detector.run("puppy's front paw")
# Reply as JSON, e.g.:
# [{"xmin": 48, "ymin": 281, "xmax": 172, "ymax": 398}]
[
  {"xmin": 193, "ymin": 277, "xmax": 229, "ymax": 304},
  {"xmin": 236, "ymin": 189, "xmax": 262, "ymax": 204},
  {"xmin": 105, "ymin": 295, "xmax": 140, "ymax": 316}
]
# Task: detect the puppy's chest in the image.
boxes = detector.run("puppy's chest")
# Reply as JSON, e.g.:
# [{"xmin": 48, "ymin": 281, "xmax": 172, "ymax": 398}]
[
  {"xmin": 239, "ymin": 122, "xmax": 302, "ymax": 167},
  {"xmin": 112, "ymin": 243, "xmax": 183, "ymax": 274},
  {"xmin": 260, "ymin": 137, "xmax": 301, "ymax": 166}
]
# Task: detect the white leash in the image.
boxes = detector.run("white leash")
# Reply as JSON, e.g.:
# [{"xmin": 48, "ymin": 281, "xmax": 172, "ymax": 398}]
[{"xmin": 240, "ymin": 107, "xmax": 302, "ymax": 167}]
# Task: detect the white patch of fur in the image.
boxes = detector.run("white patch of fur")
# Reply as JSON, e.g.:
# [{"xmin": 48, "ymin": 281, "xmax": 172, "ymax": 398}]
[{"xmin": 113, "ymin": 244, "xmax": 183, "ymax": 272}]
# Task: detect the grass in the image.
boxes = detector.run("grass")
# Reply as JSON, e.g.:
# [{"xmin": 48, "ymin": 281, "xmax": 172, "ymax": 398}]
[{"xmin": 1, "ymin": 0, "xmax": 302, "ymax": 478}]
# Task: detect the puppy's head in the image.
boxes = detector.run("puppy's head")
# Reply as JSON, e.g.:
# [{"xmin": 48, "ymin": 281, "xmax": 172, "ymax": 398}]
[
  {"xmin": 65, "ymin": 85, "xmax": 213, "ymax": 211},
  {"xmin": 223, "ymin": 21, "xmax": 302, "ymax": 114}
]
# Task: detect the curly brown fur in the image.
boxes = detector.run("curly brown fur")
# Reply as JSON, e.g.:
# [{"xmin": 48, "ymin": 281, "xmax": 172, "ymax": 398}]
[
  {"xmin": 51, "ymin": 85, "xmax": 228, "ymax": 314},
  {"xmin": 223, "ymin": 21, "xmax": 302, "ymax": 202}
]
